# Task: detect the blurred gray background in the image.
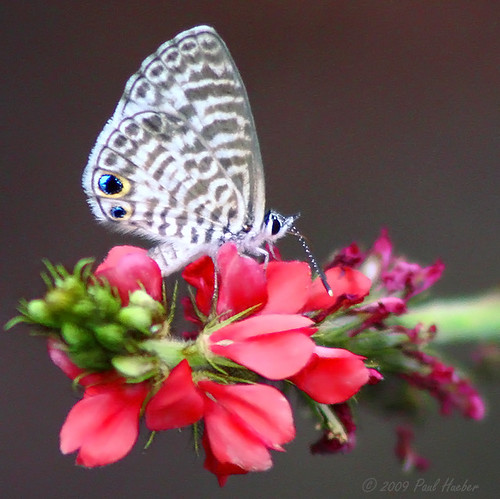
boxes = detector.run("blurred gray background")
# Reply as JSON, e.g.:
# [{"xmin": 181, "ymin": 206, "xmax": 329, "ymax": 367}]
[{"xmin": 1, "ymin": 2, "xmax": 499, "ymax": 498}]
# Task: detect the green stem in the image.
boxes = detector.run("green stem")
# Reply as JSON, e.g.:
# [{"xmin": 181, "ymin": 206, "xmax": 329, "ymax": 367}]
[{"xmin": 394, "ymin": 290, "xmax": 500, "ymax": 344}]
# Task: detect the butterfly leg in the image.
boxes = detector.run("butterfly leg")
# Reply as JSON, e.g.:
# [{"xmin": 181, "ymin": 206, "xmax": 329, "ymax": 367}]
[
  {"xmin": 209, "ymin": 257, "xmax": 220, "ymax": 319},
  {"xmin": 250, "ymin": 246, "xmax": 271, "ymax": 269}
]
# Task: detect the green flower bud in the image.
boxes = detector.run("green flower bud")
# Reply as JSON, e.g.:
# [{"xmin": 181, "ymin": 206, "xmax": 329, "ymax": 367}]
[
  {"xmin": 117, "ymin": 305, "xmax": 153, "ymax": 332},
  {"xmin": 45, "ymin": 288, "xmax": 75, "ymax": 314},
  {"xmin": 59, "ymin": 275, "xmax": 85, "ymax": 296},
  {"xmin": 69, "ymin": 347, "xmax": 110, "ymax": 371},
  {"xmin": 111, "ymin": 355, "xmax": 155, "ymax": 380},
  {"xmin": 87, "ymin": 284, "xmax": 122, "ymax": 317},
  {"xmin": 26, "ymin": 299, "xmax": 58, "ymax": 327},
  {"xmin": 94, "ymin": 324, "xmax": 127, "ymax": 351},
  {"xmin": 128, "ymin": 290, "xmax": 165, "ymax": 317},
  {"xmin": 61, "ymin": 322, "xmax": 94, "ymax": 347},
  {"xmin": 44, "ymin": 276, "xmax": 87, "ymax": 318},
  {"xmin": 71, "ymin": 299, "xmax": 97, "ymax": 320}
]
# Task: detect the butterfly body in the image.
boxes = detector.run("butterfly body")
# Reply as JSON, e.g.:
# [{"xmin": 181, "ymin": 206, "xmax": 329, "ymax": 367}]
[{"xmin": 83, "ymin": 26, "xmax": 295, "ymax": 274}]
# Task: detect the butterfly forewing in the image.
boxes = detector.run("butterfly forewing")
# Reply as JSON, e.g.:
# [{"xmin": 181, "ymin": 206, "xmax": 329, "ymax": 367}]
[{"xmin": 83, "ymin": 26, "xmax": 267, "ymax": 273}]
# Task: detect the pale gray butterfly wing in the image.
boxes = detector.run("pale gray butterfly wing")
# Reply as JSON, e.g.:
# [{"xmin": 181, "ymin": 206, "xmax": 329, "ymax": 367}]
[{"xmin": 82, "ymin": 26, "xmax": 266, "ymax": 273}]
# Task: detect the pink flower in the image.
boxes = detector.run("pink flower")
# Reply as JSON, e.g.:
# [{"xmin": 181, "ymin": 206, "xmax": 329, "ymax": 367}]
[
  {"xmin": 357, "ymin": 297, "xmax": 407, "ymax": 317},
  {"xmin": 371, "ymin": 227, "xmax": 393, "ymax": 270},
  {"xmin": 47, "ymin": 338, "xmax": 118, "ymax": 386},
  {"xmin": 355, "ymin": 297, "xmax": 407, "ymax": 332},
  {"xmin": 60, "ymin": 380, "xmax": 150, "ymax": 467},
  {"xmin": 183, "ymin": 243, "xmax": 312, "ymax": 322},
  {"xmin": 94, "ymin": 245, "xmax": 162, "ymax": 305},
  {"xmin": 48, "ymin": 339, "xmax": 150, "ymax": 467},
  {"xmin": 145, "ymin": 361, "xmax": 296, "ymax": 485},
  {"xmin": 260, "ymin": 260, "xmax": 312, "ymax": 314},
  {"xmin": 326, "ymin": 242, "xmax": 365, "ymax": 269},
  {"xmin": 208, "ymin": 314, "xmax": 316, "ymax": 379},
  {"xmin": 303, "ymin": 266, "xmax": 372, "ymax": 313},
  {"xmin": 401, "ymin": 350, "xmax": 485, "ymax": 420},
  {"xmin": 199, "ymin": 381, "xmax": 295, "ymax": 481},
  {"xmin": 311, "ymin": 403, "xmax": 357, "ymax": 454},
  {"xmin": 382, "ymin": 259, "xmax": 445, "ymax": 300},
  {"xmin": 203, "ymin": 434, "xmax": 248, "ymax": 486},
  {"xmin": 395, "ymin": 426, "xmax": 429, "ymax": 472},
  {"xmin": 183, "ymin": 243, "xmax": 372, "ymax": 328},
  {"xmin": 290, "ymin": 346, "xmax": 370, "ymax": 404},
  {"xmin": 182, "ymin": 244, "xmax": 267, "ymax": 320},
  {"xmin": 326, "ymin": 229, "xmax": 445, "ymax": 302},
  {"xmin": 145, "ymin": 360, "xmax": 204, "ymax": 430}
]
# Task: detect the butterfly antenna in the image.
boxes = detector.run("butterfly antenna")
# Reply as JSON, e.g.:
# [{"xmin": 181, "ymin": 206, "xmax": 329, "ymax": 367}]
[{"xmin": 288, "ymin": 226, "xmax": 333, "ymax": 296}]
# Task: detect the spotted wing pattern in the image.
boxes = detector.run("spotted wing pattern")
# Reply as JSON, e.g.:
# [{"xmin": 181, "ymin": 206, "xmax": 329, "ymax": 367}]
[{"xmin": 82, "ymin": 26, "xmax": 266, "ymax": 273}]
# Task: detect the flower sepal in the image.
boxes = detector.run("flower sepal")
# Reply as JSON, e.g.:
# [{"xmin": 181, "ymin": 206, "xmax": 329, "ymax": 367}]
[
  {"xmin": 140, "ymin": 338, "xmax": 194, "ymax": 369},
  {"xmin": 65, "ymin": 345, "xmax": 113, "ymax": 371},
  {"xmin": 111, "ymin": 355, "xmax": 156, "ymax": 381}
]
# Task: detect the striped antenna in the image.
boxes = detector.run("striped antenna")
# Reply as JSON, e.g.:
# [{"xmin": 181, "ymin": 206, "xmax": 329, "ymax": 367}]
[{"xmin": 288, "ymin": 225, "xmax": 333, "ymax": 296}]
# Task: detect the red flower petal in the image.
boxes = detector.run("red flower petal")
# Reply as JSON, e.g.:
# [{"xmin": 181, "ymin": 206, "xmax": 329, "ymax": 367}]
[
  {"xmin": 259, "ymin": 261, "xmax": 311, "ymax": 314},
  {"xmin": 60, "ymin": 381, "xmax": 149, "ymax": 467},
  {"xmin": 182, "ymin": 244, "xmax": 268, "ymax": 320},
  {"xmin": 199, "ymin": 381, "xmax": 295, "ymax": 471},
  {"xmin": 210, "ymin": 314, "xmax": 314, "ymax": 343},
  {"xmin": 182, "ymin": 255, "xmax": 215, "ymax": 317},
  {"xmin": 216, "ymin": 243, "xmax": 268, "ymax": 317},
  {"xmin": 145, "ymin": 360, "xmax": 204, "ymax": 430},
  {"xmin": 383, "ymin": 259, "xmax": 445, "ymax": 299},
  {"xmin": 47, "ymin": 338, "xmax": 117, "ymax": 386},
  {"xmin": 48, "ymin": 338, "xmax": 84, "ymax": 380},
  {"xmin": 209, "ymin": 314, "xmax": 316, "ymax": 379},
  {"xmin": 203, "ymin": 397, "xmax": 273, "ymax": 472},
  {"xmin": 202, "ymin": 433, "xmax": 248, "ymax": 486},
  {"xmin": 372, "ymin": 228, "xmax": 393, "ymax": 270},
  {"xmin": 94, "ymin": 246, "xmax": 162, "ymax": 305},
  {"xmin": 304, "ymin": 266, "xmax": 371, "ymax": 311},
  {"xmin": 290, "ymin": 347, "xmax": 370, "ymax": 404}
]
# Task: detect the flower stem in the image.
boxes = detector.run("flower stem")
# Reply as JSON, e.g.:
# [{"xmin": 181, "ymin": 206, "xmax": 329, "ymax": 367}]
[{"xmin": 395, "ymin": 291, "xmax": 500, "ymax": 344}]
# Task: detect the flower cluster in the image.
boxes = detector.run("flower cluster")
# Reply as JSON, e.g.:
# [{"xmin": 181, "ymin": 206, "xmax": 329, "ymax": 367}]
[{"xmin": 10, "ymin": 232, "xmax": 486, "ymax": 484}]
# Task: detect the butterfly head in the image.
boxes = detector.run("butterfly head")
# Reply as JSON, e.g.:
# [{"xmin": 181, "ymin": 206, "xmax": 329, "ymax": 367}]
[
  {"xmin": 263, "ymin": 210, "xmax": 333, "ymax": 297},
  {"xmin": 262, "ymin": 210, "xmax": 300, "ymax": 243}
]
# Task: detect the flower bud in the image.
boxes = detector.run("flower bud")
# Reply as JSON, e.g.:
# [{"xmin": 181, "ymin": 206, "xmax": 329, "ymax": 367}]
[
  {"xmin": 128, "ymin": 290, "xmax": 165, "ymax": 322},
  {"xmin": 26, "ymin": 299, "xmax": 57, "ymax": 327},
  {"xmin": 93, "ymin": 324, "xmax": 127, "ymax": 351},
  {"xmin": 111, "ymin": 355, "xmax": 155, "ymax": 380},
  {"xmin": 87, "ymin": 285, "xmax": 122, "ymax": 317},
  {"xmin": 70, "ymin": 299, "xmax": 96, "ymax": 320},
  {"xmin": 59, "ymin": 275, "xmax": 85, "ymax": 295},
  {"xmin": 94, "ymin": 245, "xmax": 163, "ymax": 305},
  {"xmin": 61, "ymin": 322, "xmax": 94, "ymax": 347},
  {"xmin": 68, "ymin": 346, "xmax": 110, "ymax": 371},
  {"xmin": 45, "ymin": 288, "xmax": 76, "ymax": 314},
  {"xmin": 117, "ymin": 305, "xmax": 153, "ymax": 331}
]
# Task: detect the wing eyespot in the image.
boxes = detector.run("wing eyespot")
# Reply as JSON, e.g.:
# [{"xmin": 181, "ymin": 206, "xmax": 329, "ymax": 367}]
[
  {"xmin": 94, "ymin": 171, "xmax": 131, "ymax": 198},
  {"xmin": 99, "ymin": 174, "xmax": 123, "ymax": 195},
  {"xmin": 109, "ymin": 205, "xmax": 132, "ymax": 220}
]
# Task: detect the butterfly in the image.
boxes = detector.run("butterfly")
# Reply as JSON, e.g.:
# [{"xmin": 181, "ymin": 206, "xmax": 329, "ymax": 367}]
[{"xmin": 82, "ymin": 25, "xmax": 331, "ymax": 294}]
